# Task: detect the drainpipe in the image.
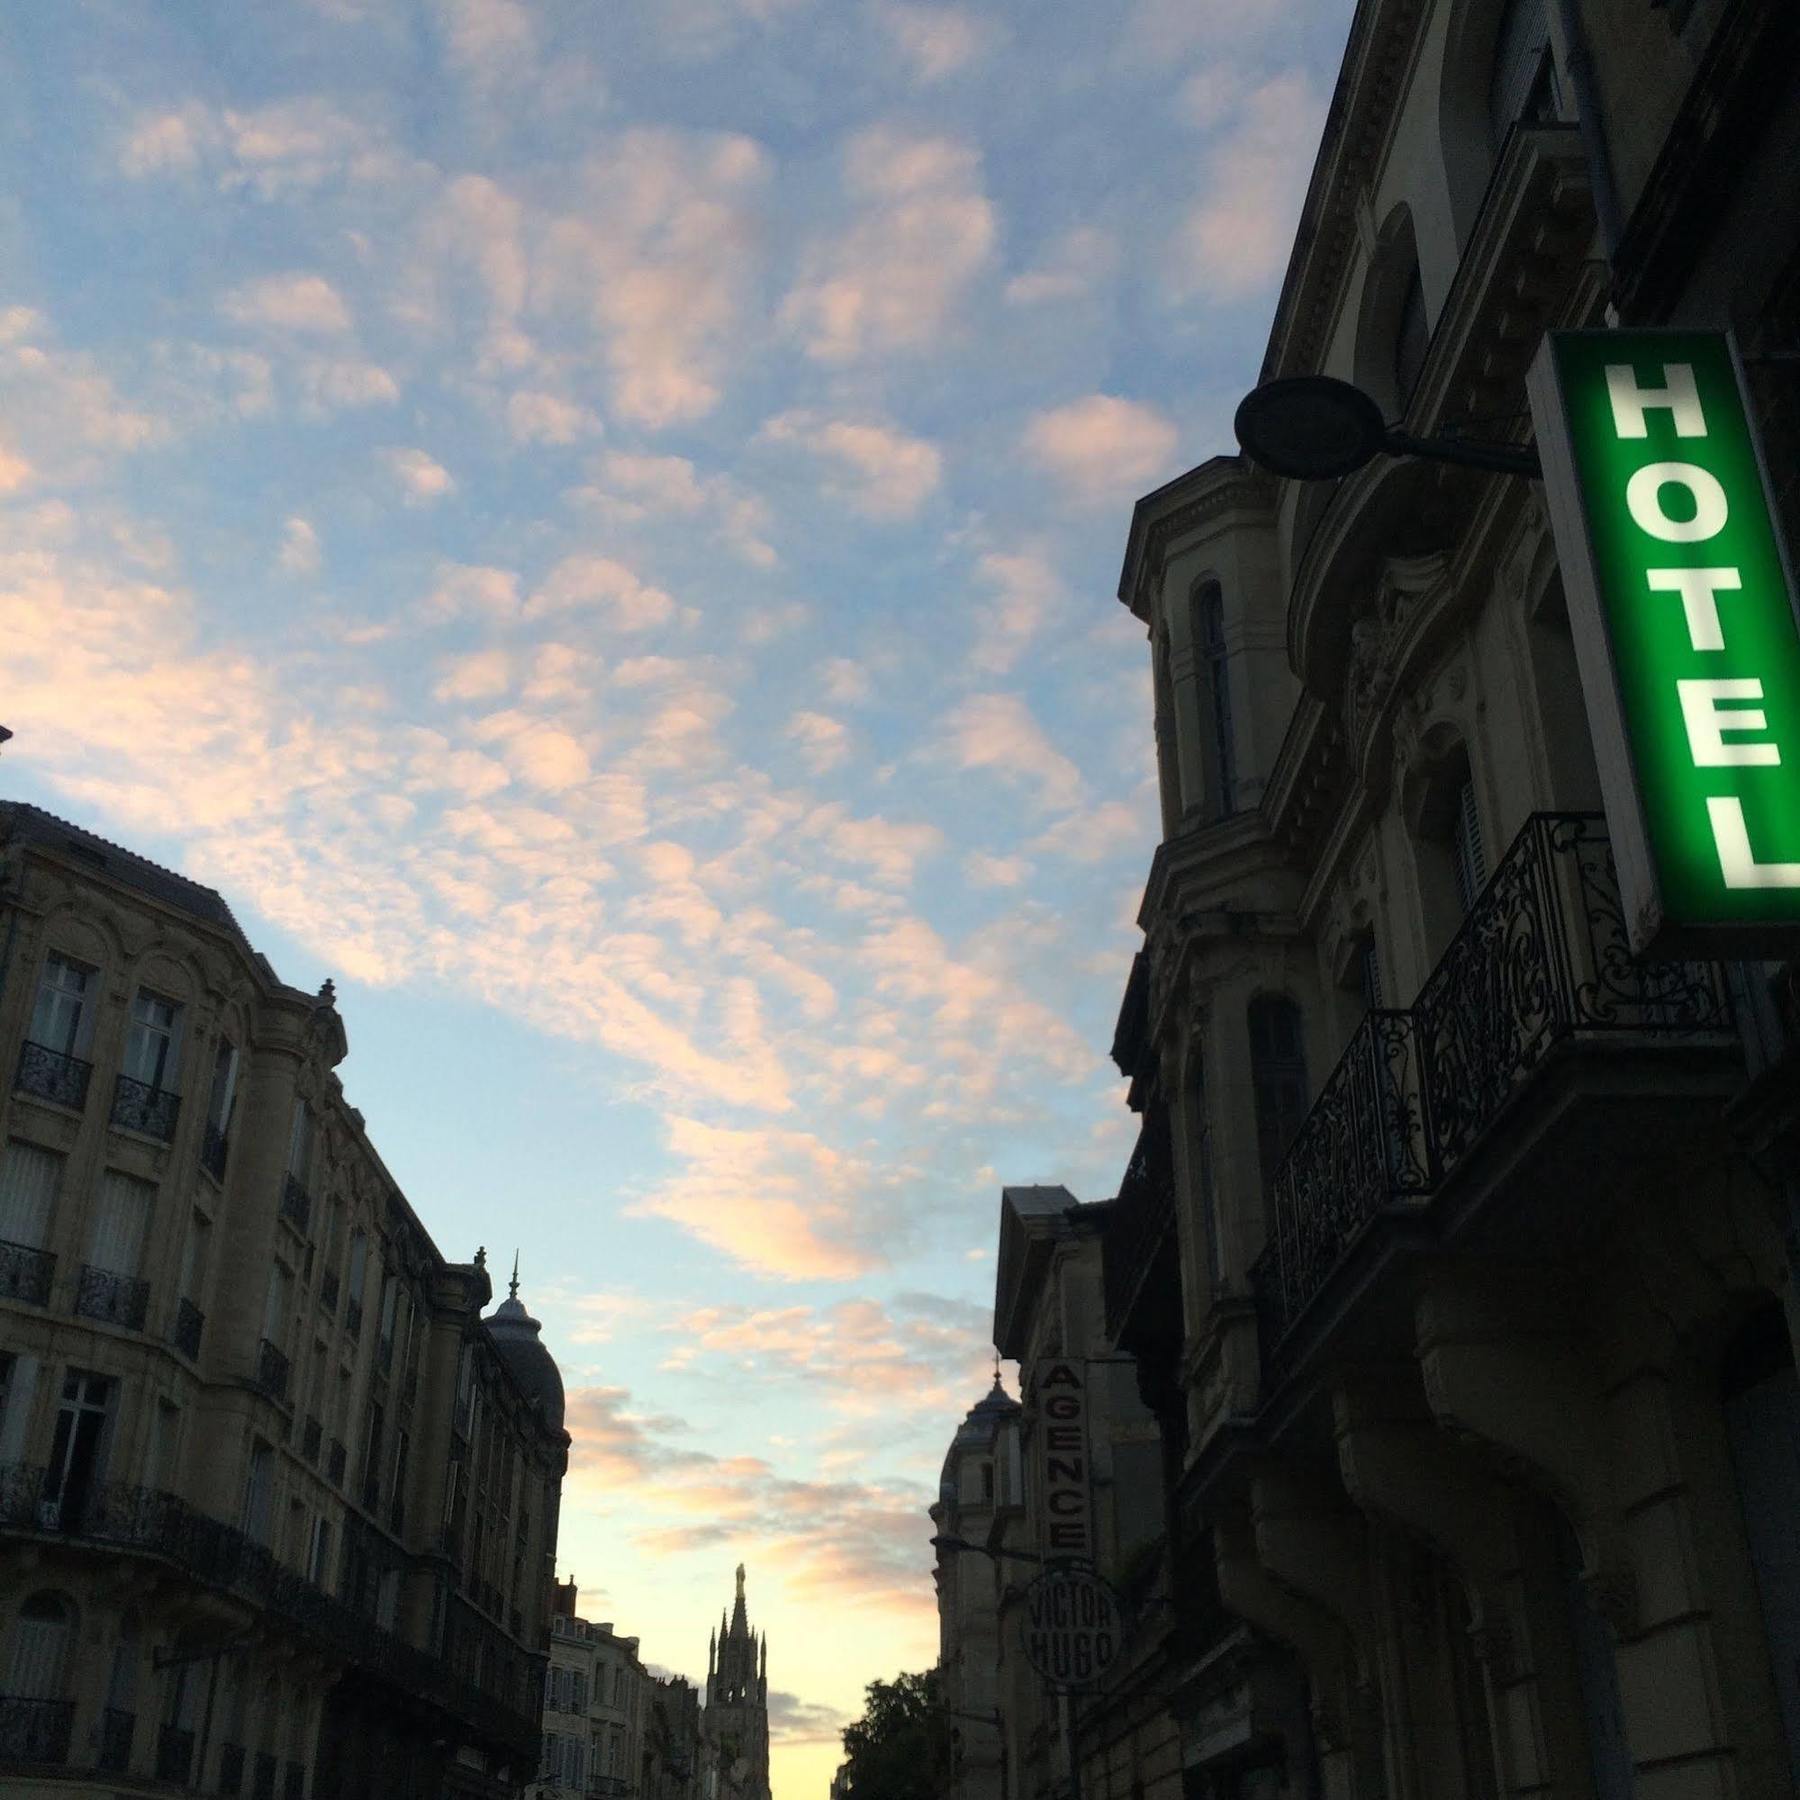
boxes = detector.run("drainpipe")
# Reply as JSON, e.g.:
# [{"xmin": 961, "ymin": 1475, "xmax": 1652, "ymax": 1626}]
[{"xmin": 1549, "ymin": 0, "xmax": 1626, "ymax": 270}]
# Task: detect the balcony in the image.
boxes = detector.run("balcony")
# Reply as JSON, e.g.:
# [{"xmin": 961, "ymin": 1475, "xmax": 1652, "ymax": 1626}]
[
  {"xmin": 0, "ymin": 1238, "xmax": 54, "ymax": 1307},
  {"xmin": 328, "ymin": 1439, "xmax": 348, "ymax": 1486},
  {"xmin": 279, "ymin": 1174, "xmax": 312, "ymax": 1236},
  {"xmin": 303, "ymin": 1415, "xmax": 323, "ymax": 1464},
  {"xmin": 111, "ymin": 1071, "xmax": 181, "ymax": 1142},
  {"xmin": 201, "ymin": 1121, "xmax": 230, "ymax": 1182},
  {"xmin": 157, "ymin": 1720, "xmax": 196, "ymax": 1783},
  {"xmin": 75, "ymin": 1265, "xmax": 151, "ymax": 1332},
  {"xmin": 1254, "ymin": 814, "xmax": 1735, "ymax": 1364},
  {"xmin": 0, "ymin": 1694, "xmax": 73, "ymax": 1763},
  {"xmin": 15, "ymin": 1040, "xmax": 91, "ymax": 1111},
  {"xmin": 220, "ymin": 1742, "xmax": 247, "ymax": 1795},
  {"xmin": 0, "ymin": 1468, "xmax": 541, "ymax": 1766},
  {"xmin": 174, "ymin": 1296, "xmax": 205, "ymax": 1360},
  {"xmin": 99, "ymin": 1706, "xmax": 135, "ymax": 1771},
  {"xmin": 254, "ymin": 1339, "xmax": 291, "ymax": 1405}
]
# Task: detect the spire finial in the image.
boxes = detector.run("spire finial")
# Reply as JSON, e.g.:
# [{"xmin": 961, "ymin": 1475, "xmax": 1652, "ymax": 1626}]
[
  {"xmin": 992, "ymin": 1347, "xmax": 1002, "ymax": 1388},
  {"xmin": 509, "ymin": 1249, "xmax": 520, "ymax": 1301},
  {"xmin": 736, "ymin": 1561, "xmax": 745, "ymax": 1600}
]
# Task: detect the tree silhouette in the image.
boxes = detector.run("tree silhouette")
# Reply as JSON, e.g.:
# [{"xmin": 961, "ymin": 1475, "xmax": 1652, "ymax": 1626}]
[{"xmin": 835, "ymin": 1670, "xmax": 951, "ymax": 1800}]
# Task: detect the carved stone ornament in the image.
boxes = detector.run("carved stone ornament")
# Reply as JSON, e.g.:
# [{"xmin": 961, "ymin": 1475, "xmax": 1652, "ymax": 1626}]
[{"xmin": 1342, "ymin": 552, "xmax": 1450, "ymax": 763}]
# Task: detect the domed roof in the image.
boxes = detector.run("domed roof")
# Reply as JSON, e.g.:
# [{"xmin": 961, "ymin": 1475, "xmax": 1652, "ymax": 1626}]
[
  {"xmin": 484, "ymin": 1256, "xmax": 565, "ymax": 1431},
  {"xmin": 938, "ymin": 1374, "xmax": 1018, "ymax": 1499}
]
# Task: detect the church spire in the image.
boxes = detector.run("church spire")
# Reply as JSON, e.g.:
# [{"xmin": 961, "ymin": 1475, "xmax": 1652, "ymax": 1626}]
[
  {"xmin": 730, "ymin": 1562, "xmax": 749, "ymax": 1637},
  {"xmin": 509, "ymin": 1248, "xmax": 520, "ymax": 1301}
]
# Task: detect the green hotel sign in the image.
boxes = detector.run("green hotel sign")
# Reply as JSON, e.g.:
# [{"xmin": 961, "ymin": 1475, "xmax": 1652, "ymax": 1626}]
[{"xmin": 1529, "ymin": 330, "xmax": 1800, "ymax": 954}]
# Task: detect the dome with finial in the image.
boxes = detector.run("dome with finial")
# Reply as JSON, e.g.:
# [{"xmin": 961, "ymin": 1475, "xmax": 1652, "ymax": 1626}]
[{"xmin": 483, "ymin": 1251, "xmax": 565, "ymax": 1431}]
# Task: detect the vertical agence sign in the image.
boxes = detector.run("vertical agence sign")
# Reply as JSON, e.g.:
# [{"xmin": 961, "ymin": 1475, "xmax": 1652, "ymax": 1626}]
[
  {"xmin": 1031, "ymin": 1358, "xmax": 1092, "ymax": 1562},
  {"xmin": 1529, "ymin": 330, "xmax": 1800, "ymax": 954}
]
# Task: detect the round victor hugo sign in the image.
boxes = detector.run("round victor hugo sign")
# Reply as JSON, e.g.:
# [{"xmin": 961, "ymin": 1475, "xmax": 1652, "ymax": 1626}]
[{"xmin": 1020, "ymin": 1567, "xmax": 1123, "ymax": 1690}]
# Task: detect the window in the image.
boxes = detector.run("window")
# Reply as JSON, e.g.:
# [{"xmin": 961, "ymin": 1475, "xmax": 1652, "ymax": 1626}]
[
  {"xmin": 1487, "ymin": 0, "xmax": 1558, "ymax": 148},
  {"xmin": 1394, "ymin": 267, "xmax": 1428, "ymax": 407},
  {"xmin": 0, "ymin": 1140, "xmax": 61, "ymax": 1250},
  {"xmin": 122, "ymin": 991, "xmax": 182, "ymax": 1091},
  {"xmin": 1451, "ymin": 776, "xmax": 1487, "ymax": 913},
  {"xmin": 1192, "ymin": 581, "xmax": 1237, "ymax": 820},
  {"xmin": 144, "ymin": 1400, "xmax": 180, "ymax": 1491},
  {"xmin": 1248, "ymin": 997, "xmax": 1310, "ymax": 1187},
  {"xmin": 287, "ymin": 1100, "xmax": 310, "ymax": 1182},
  {"xmin": 88, "ymin": 1170, "xmax": 154, "ymax": 1276},
  {"xmin": 242, "ymin": 1440, "xmax": 274, "ymax": 1544},
  {"xmin": 180, "ymin": 1211, "xmax": 211, "ymax": 1306},
  {"xmin": 1188, "ymin": 1062, "xmax": 1221, "ymax": 1291},
  {"xmin": 262, "ymin": 1263, "xmax": 291, "ymax": 1351},
  {"xmin": 980, "ymin": 1461, "xmax": 994, "ymax": 1501},
  {"xmin": 7, "ymin": 1593, "xmax": 75, "ymax": 1700},
  {"xmin": 206, "ymin": 1040, "xmax": 239, "ymax": 1133},
  {"xmin": 363, "ymin": 1400, "xmax": 385, "ymax": 1505},
  {"xmin": 29, "ymin": 955, "xmax": 92, "ymax": 1057},
  {"xmin": 347, "ymin": 1231, "xmax": 368, "ymax": 1312},
  {"xmin": 378, "ymin": 1275, "xmax": 399, "ymax": 1368},
  {"xmin": 1362, "ymin": 940, "xmax": 1385, "ymax": 1011},
  {"xmin": 308, "ymin": 1515, "xmax": 332, "ymax": 1586},
  {"xmin": 43, "ymin": 1372, "xmax": 111, "ymax": 1535}
]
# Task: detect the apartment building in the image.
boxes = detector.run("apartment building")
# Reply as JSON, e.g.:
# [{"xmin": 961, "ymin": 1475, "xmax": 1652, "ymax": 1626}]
[{"xmin": 0, "ymin": 801, "xmax": 570, "ymax": 1798}]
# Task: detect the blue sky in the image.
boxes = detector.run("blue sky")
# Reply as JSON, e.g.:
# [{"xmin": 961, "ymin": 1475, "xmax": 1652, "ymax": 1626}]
[{"xmin": 0, "ymin": 0, "xmax": 1349, "ymax": 1790}]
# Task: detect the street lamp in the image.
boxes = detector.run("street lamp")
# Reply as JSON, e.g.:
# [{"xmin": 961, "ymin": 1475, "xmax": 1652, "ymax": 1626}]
[{"xmin": 1233, "ymin": 374, "xmax": 1541, "ymax": 480}]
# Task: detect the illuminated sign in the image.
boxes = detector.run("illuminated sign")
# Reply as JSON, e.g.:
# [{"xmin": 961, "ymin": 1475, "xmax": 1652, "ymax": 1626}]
[{"xmin": 1529, "ymin": 330, "xmax": 1800, "ymax": 953}]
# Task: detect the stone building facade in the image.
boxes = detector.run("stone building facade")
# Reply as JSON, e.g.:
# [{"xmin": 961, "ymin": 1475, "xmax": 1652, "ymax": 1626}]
[
  {"xmin": 535, "ymin": 1579, "xmax": 658, "ymax": 1800},
  {"xmin": 1086, "ymin": 1, "xmax": 1800, "ymax": 1797},
  {"xmin": 0, "ymin": 800, "xmax": 570, "ymax": 1798}
]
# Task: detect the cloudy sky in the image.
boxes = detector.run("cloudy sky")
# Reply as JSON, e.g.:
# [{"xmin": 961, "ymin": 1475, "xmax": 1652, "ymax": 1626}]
[{"xmin": 0, "ymin": 0, "xmax": 1347, "ymax": 1791}]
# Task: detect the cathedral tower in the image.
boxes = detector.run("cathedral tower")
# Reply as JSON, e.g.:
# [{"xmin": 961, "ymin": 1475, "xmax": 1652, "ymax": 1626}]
[{"xmin": 701, "ymin": 1564, "xmax": 770, "ymax": 1800}]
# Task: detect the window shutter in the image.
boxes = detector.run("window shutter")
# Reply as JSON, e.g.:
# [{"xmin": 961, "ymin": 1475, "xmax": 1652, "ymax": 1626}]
[
  {"xmin": 1454, "ymin": 778, "xmax": 1487, "ymax": 912},
  {"xmin": 0, "ymin": 1142, "xmax": 61, "ymax": 1249}
]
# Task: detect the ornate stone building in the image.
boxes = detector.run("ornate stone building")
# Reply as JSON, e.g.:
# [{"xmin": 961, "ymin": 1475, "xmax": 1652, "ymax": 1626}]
[
  {"xmin": 535, "ymin": 1579, "xmax": 654, "ymax": 1800},
  {"xmin": 0, "ymin": 800, "xmax": 569, "ymax": 1797},
  {"xmin": 1086, "ymin": 0, "xmax": 1800, "ymax": 1795},
  {"xmin": 702, "ymin": 1566, "xmax": 770, "ymax": 1800}
]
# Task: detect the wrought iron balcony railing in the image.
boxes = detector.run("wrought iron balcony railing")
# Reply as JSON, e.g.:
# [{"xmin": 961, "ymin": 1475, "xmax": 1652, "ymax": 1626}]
[
  {"xmin": 174, "ymin": 1296, "xmax": 204, "ymax": 1360},
  {"xmin": 201, "ymin": 1121, "xmax": 230, "ymax": 1182},
  {"xmin": 1101, "ymin": 1109, "xmax": 1177, "ymax": 1342},
  {"xmin": 0, "ymin": 1465, "xmax": 541, "ymax": 1762},
  {"xmin": 254, "ymin": 1339, "xmax": 291, "ymax": 1404},
  {"xmin": 157, "ymin": 1720, "xmax": 196, "ymax": 1783},
  {"xmin": 111, "ymin": 1071, "xmax": 181, "ymax": 1142},
  {"xmin": 279, "ymin": 1174, "xmax": 312, "ymax": 1235},
  {"xmin": 15, "ymin": 1040, "xmax": 91, "ymax": 1111},
  {"xmin": 0, "ymin": 1694, "xmax": 74, "ymax": 1763},
  {"xmin": 220, "ymin": 1742, "xmax": 247, "ymax": 1795},
  {"xmin": 99, "ymin": 1705, "xmax": 135, "ymax": 1771},
  {"xmin": 0, "ymin": 1237, "xmax": 54, "ymax": 1306},
  {"xmin": 1255, "ymin": 814, "xmax": 1734, "ymax": 1360},
  {"xmin": 75, "ymin": 1265, "xmax": 150, "ymax": 1331}
]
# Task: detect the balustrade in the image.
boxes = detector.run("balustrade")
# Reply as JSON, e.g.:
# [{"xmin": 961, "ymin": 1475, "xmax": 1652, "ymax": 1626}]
[
  {"xmin": 111, "ymin": 1071, "xmax": 181, "ymax": 1141},
  {"xmin": 75, "ymin": 1265, "xmax": 150, "ymax": 1331},
  {"xmin": 15, "ymin": 1040, "xmax": 91, "ymax": 1110}
]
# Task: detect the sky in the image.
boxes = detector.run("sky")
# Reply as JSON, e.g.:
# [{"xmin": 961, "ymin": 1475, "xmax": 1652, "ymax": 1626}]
[{"xmin": 0, "ymin": 1, "xmax": 1351, "ymax": 1793}]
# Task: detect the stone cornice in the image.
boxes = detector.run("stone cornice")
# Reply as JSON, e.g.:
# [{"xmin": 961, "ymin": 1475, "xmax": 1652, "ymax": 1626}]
[
  {"xmin": 1117, "ymin": 459, "xmax": 1276, "ymax": 626},
  {"xmin": 1262, "ymin": 0, "xmax": 1430, "ymax": 382}
]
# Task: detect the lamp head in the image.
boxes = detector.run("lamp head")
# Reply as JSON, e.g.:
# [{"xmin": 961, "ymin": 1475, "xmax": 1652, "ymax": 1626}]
[{"xmin": 1234, "ymin": 375, "xmax": 1388, "ymax": 480}]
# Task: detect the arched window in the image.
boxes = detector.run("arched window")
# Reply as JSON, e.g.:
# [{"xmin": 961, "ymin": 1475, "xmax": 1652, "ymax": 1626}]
[
  {"xmin": 1192, "ymin": 582, "xmax": 1237, "ymax": 820},
  {"xmin": 1248, "ymin": 997, "xmax": 1309, "ymax": 1186},
  {"xmin": 1488, "ymin": 0, "xmax": 1559, "ymax": 149}
]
